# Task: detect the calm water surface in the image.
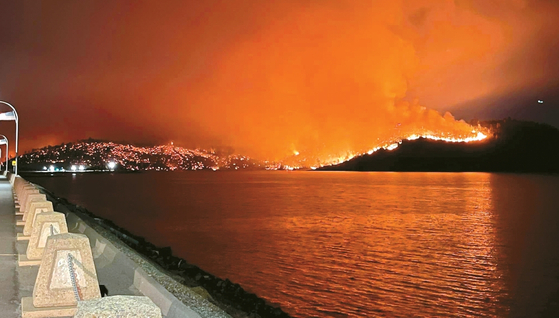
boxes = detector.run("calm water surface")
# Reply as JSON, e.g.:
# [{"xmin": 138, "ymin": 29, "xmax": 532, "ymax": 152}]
[{"xmin": 26, "ymin": 172, "xmax": 559, "ymax": 317}]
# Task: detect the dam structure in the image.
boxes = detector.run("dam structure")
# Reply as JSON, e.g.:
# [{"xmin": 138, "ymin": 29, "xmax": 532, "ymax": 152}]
[{"xmin": 0, "ymin": 172, "xmax": 235, "ymax": 317}]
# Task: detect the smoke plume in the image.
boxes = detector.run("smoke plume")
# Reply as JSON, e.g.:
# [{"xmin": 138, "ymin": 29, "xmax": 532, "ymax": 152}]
[{"xmin": 1, "ymin": 0, "xmax": 558, "ymax": 161}]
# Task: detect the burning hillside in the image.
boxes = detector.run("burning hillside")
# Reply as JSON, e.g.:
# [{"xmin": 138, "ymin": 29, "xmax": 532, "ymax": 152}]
[
  {"xmin": 275, "ymin": 114, "xmax": 490, "ymax": 169},
  {"xmin": 318, "ymin": 120, "xmax": 559, "ymax": 173}
]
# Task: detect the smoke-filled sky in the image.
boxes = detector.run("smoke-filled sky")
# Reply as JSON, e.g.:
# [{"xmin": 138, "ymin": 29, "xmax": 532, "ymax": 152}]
[{"xmin": 1, "ymin": 0, "xmax": 558, "ymax": 159}]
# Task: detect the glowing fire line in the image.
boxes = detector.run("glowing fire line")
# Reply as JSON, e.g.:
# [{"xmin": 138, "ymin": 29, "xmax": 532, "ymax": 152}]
[{"xmin": 304, "ymin": 131, "xmax": 488, "ymax": 170}]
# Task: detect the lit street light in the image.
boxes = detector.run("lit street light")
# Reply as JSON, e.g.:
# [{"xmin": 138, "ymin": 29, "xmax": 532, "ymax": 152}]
[
  {"xmin": 107, "ymin": 161, "xmax": 117, "ymax": 171},
  {"xmin": 0, "ymin": 135, "xmax": 8, "ymax": 174},
  {"xmin": 0, "ymin": 101, "xmax": 19, "ymax": 175}
]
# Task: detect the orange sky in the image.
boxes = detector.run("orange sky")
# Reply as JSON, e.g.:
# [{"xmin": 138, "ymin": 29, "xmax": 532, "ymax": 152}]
[{"xmin": 1, "ymin": 0, "xmax": 558, "ymax": 160}]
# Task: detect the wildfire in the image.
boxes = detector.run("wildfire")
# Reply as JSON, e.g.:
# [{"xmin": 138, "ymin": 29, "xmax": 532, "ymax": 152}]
[
  {"xmin": 269, "ymin": 128, "xmax": 489, "ymax": 170},
  {"xmin": 405, "ymin": 131, "xmax": 487, "ymax": 143}
]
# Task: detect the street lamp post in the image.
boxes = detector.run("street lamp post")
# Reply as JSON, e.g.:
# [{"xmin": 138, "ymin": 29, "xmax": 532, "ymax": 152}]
[
  {"xmin": 0, "ymin": 135, "xmax": 8, "ymax": 174},
  {"xmin": 0, "ymin": 101, "xmax": 18, "ymax": 175}
]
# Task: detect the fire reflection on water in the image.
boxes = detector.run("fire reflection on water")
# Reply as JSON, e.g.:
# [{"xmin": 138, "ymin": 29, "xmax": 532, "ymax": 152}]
[
  {"xmin": 26, "ymin": 172, "xmax": 559, "ymax": 318},
  {"xmin": 266, "ymin": 173, "xmax": 505, "ymax": 317}
]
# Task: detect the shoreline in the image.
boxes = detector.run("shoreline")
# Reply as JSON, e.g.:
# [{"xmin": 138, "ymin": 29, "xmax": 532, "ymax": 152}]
[{"xmin": 34, "ymin": 182, "xmax": 292, "ymax": 318}]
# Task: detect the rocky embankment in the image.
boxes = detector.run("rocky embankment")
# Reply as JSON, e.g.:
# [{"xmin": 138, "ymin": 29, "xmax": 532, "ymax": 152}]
[{"xmin": 39, "ymin": 187, "xmax": 291, "ymax": 318}]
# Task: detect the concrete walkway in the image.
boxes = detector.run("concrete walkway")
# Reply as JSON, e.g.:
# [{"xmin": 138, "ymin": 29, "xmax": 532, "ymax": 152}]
[{"xmin": 0, "ymin": 175, "xmax": 19, "ymax": 318}]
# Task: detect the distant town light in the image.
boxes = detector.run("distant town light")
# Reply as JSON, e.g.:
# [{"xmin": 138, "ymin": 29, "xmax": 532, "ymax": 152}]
[
  {"xmin": 43, "ymin": 166, "xmax": 47, "ymax": 171},
  {"xmin": 538, "ymin": 100, "xmax": 544, "ymax": 104},
  {"xmin": 71, "ymin": 165, "xmax": 77, "ymax": 172},
  {"xmin": 49, "ymin": 165, "xmax": 55, "ymax": 172},
  {"xmin": 79, "ymin": 165, "xmax": 85, "ymax": 171},
  {"xmin": 107, "ymin": 161, "xmax": 117, "ymax": 170}
]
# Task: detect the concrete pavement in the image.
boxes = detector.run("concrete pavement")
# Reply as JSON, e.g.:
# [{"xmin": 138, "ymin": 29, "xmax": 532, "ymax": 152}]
[{"xmin": 0, "ymin": 175, "xmax": 19, "ymax": 317}]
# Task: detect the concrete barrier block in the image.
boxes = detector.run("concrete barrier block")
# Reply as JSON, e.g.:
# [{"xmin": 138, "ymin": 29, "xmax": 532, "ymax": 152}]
[
  {"xmin": 65, "ymin": 213, "xmax": 83, "ymax": 232},
  {"xmin": 22, "ymin": 197, "xmax": 49, "ymax": 221},
  {"xmin": 79, "ymin": 222, "xmax": 87, "ymax": 233},
  {"xmin": 19, "ymin": 188, "xmax": 39, "ymax": 210},
  {"xmin": 92, "ymin": 238, "xmax": 118, "ymax": 268},
  {"xmin": 9, "ymin": 173, "xmax": 18, "ymax": 185},
  {"xmin": 134, "ymin": 268, "xmax": 173, "ymax": 316},
  {"xmin": 22, "ymin": 233, "xmax": 101, "ymax": 317},
  {"xmin": 24, "ymin": 212, "xmax": 69, "ymax": 262},
  {"xmin": 23, "ymin": 201, "xmax": 54, "ymax": 236},
  {"xmin": 21, "ymin": 194, "xmax": 46, "ymax": 218},
  {"xmin": 33, "ymin": 233, "xmax": 101, "ymax": 307},
  {"xmin": 166, "ymin": 301, "xmax": 203, "ymax": 318},
  {"xmin": 21, "ymin": 297, "xmax": 77, "ymax": 318},
  {"xmin": 74, "ymin": 295, "xmax": 162, "ymax": 318}
]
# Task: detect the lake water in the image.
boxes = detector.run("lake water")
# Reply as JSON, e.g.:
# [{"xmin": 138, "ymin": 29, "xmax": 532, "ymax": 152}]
[{"xmin": 25, "ymin": 171, "xmax": 559, "ymax": 317}]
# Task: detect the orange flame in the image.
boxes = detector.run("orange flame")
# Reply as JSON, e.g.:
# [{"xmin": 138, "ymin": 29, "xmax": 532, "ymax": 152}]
[{"xmin": 272, "ymin": 126, "xmax": 489, "ymax": 170}]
